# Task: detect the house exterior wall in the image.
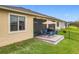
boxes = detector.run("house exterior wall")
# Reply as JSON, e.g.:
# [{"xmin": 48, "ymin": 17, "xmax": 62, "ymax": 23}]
[
  {"xmin": 57, "ymin": 22, "xmax": 66, "ymax": 30},
  {"xmin": 0, "ymin": 9, "xmax": 34, "ymax": 47}
]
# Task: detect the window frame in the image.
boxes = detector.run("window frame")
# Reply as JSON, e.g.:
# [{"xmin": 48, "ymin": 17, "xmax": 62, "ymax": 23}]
[{"xmin": 8, "ymin": 13, "xmax": 27, "ymax": 33}]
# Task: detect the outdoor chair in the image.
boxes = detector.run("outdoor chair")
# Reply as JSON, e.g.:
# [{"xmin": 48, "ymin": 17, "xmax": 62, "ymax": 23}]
[{"xmin": 40, "ymin": 29, "xmax": 58, "ymax": 36}]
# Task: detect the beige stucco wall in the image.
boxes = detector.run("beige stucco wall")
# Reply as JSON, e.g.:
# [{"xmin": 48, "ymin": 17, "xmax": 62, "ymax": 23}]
[
  {"xmin": 57, "ymin": 22, "xmax": 66, "ymax": 30},
  {"xmin": 0, "ymin": 9, "xmax": 34, "ymax": 47}
]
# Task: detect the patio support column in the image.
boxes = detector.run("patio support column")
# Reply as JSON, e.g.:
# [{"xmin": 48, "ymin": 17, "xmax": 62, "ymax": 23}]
[{"xmin": 47, "ymin": 24, "xmax": 49, "ymax": 28}]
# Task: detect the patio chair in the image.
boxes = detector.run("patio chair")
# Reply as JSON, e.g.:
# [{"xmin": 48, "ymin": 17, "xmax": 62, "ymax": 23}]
[{"xmin": 47, "ymin": 29, "xmax": 58, "ymax": 36}]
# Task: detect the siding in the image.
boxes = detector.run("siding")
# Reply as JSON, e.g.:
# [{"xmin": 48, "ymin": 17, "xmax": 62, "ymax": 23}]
[{"xmin": 0, "ymin": 9, "xmax": 34, "ymax": 47}]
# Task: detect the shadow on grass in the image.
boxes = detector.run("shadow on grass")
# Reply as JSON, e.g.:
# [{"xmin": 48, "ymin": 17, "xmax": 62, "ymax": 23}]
[{"xmin": 0, "ymin": 38, "xmax": 35, "ymax": 54}]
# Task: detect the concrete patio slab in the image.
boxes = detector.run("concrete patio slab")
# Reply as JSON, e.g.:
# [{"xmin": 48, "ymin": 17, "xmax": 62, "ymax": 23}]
[{"xmin": 36, "ymin": 35, "xmax": 64, "ymax": 45}]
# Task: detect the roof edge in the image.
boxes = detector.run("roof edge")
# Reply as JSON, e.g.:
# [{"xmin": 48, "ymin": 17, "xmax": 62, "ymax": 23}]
[{"xmin": 0, "ymin": 5, "xmax": 66, "ymax": 22}]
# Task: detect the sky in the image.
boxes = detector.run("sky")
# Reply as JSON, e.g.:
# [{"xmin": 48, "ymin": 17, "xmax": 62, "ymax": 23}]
[{"xmin": 17, "ymin": 5, "xmax": 79, "ymax": 22}]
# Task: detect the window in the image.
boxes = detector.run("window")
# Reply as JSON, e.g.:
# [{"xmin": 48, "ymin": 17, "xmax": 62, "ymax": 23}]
[
  {"xmin": 10, "ymin": 15, "xmax": 18, "ymax": 31},
  {"xmin": 48, "ymin": 24, "xmax": 55, "ymax": 30},
  {"xmin": 10, "ymin": 14, "xmax": 25, "ymax": 32},
  {"xmin": 19, "ymin": 16, "xmax": 25, "ymax": 30}
]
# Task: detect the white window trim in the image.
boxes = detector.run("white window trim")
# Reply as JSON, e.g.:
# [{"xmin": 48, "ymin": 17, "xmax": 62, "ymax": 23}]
[{"xmin": 8, "ymin": 13, "xmax": 27, "ymax": 33}]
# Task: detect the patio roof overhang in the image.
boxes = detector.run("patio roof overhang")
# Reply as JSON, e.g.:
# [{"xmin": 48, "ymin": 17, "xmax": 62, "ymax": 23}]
[{"xmin": 43, "ymin": 20, "xmax": 56, "ymax": 24}]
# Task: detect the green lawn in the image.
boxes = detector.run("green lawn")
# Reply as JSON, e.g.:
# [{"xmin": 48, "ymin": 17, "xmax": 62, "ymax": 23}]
[{"xmin": 0, "ymin": 26, "xmax": 79, "ymax": 54}]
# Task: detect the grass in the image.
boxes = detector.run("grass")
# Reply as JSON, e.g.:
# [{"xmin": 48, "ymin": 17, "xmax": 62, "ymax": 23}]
[{"xmin": 0, "ymin": 26, "xmax": 79, "ymax": 54}]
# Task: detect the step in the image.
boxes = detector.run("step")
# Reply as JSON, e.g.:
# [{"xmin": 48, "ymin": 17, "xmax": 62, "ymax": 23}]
[{"xmin": 42, "ymin": 36, "xmax": 64, "ymax": 45}]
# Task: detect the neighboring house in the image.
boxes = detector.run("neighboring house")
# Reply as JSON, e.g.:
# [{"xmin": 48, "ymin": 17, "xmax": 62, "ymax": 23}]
[{"xmin": 0, "ymin": 5, "xmax": 67, "ymax": 47}]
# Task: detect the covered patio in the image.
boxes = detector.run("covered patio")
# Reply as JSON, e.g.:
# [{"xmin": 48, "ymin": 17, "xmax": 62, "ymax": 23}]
[
  {"xmin": 33, "ymin": 18, "xmax": 57, "ymax": 36},
  {"xmin": 33, "ymin": 18, "xmax": 64, "ymax": 44}
]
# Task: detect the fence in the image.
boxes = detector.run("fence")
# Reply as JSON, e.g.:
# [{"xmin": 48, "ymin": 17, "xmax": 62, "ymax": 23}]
[{"xmin": 62, "ymin": 30, "xmax": 79, "ymax": 41}]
